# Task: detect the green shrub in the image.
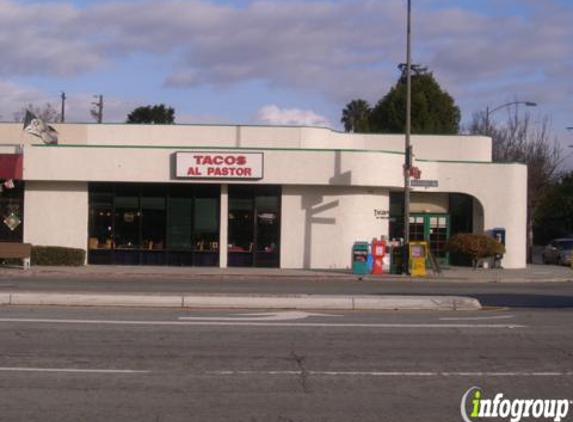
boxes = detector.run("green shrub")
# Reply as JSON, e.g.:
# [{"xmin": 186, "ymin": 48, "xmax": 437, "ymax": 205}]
[
  {"xmin": 446, "ymin": 233, "xmax": 505, "ymax": 269},
  {"xmin": 31, "ymin": 246, "xmax": 86, "ymax": 266}
]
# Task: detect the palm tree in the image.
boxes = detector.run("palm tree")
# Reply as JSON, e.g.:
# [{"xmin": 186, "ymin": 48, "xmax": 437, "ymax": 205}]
[{"xmin": 341, "ymin": 99, "xmax": 371, "ymax": 133}]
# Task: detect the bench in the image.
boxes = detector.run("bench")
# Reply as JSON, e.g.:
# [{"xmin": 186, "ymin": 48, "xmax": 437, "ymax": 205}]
[{"xmin": 0, "ymin": 242, "xmax": 32, "ymax": 269}]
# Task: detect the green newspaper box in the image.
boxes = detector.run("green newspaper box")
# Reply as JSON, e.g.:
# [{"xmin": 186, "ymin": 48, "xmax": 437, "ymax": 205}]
[{"xmin": 352, "ymin": 241, "xmax": 370, "ymax": 275}]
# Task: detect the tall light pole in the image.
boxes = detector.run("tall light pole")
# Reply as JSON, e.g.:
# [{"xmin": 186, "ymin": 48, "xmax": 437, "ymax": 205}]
[
  {"xmin": 60, "ymin": 91, "xmax": 66, "ymax": 123},
  {"xmin": 91, "ymin": 94, "xmax": 104, "ymax": 124},
  {"xmin": 485, "ymin": 101, "xmax": 537, "ymax": 135},
  {"xmin": 403, "ymin": 0, "xmax": 412, "ymax": 274}
]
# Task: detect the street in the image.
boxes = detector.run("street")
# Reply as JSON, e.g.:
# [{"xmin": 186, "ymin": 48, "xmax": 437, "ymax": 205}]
[{"xmin": 0, "ymin": 305, "xmax": 572, "ymax": 421}]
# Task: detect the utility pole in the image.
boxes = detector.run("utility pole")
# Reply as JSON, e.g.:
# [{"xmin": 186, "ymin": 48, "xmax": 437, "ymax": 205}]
[
  {"xmin": 60, "ymin": 91, "xmax": 66, "ymax": 123},
  {"xmin": 91, "ymin": 94, "xmax": 103, "ymax": 123},
  {"xmin": 403, "ymin": 0, "xmax": 413, "ymax": 275}
]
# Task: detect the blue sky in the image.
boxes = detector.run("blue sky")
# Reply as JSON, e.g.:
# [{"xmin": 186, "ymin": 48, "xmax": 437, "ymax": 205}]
[{"xmin": 1, "ymin": 0, "xmax": 572, "ymax": 167}]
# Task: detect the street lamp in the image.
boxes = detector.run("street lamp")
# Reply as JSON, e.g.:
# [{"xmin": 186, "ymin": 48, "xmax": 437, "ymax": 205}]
[
  {"xmin": 403, "ymin": 0, "xmax": 413, "ymax": 275},
  {"xmin": 485, "ymin": 101, "xmax": 537, "ymax": 134}
]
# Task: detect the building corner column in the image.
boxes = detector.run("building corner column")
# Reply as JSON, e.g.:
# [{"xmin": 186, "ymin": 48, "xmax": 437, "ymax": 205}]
[{"xmin": 219, "ymin": 184, "xmax": 228, "ymax": 268}]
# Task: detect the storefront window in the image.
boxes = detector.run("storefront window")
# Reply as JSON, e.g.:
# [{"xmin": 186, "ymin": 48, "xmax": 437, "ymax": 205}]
[
  {"xmin": 114, "ymin": 190, "xmax": 140, "ymax": 249},
  {"xmin": 141, "ymin": 187, "xmax": 166, "ymax": 250},
  {"xmin": 167, "ymin": 195, "xmax": 193, "ymax": 250},
  {"xmin": 0, "ymin": 181, "xmax": 24, "ymax": 243},
  {"xmin": 194, "ymin": 196, "xmax": 218, "ymax": 251},
  {"xmin": 228, "ymin": 186, "xmax": 254, "ymax": 255},
  {"xmin": 88, "ymin": 183, "xmax": 219, "ymax": 266}
]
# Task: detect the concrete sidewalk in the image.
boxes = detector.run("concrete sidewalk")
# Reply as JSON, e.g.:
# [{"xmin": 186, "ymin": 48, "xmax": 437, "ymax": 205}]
[
  {"xmin": 0, "ymin": 263, "xmax": 570, "ymax": 311},
  {"xmin": 1, "ymin": 263, "xmax": 571, "ymax": 283}
]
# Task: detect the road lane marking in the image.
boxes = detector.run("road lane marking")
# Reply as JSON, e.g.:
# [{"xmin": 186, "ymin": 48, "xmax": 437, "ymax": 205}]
[
  {"xmin": 178, "ymin": 311, "xmax": 342, "ymax": 322},
  {"xmin": 439, "ymin": 315, "xmax": 515, "ymax": 321},
  {"xmin": 0, "ymin": 318, "xmax": 526, "ymax": 329},
  {"xmin": 0, "ymin": 367, "xmax": 148, "ymax": 374},
  {"xmin": 208, "ymin": 370, "xmax": 572, "ymax": 377}
]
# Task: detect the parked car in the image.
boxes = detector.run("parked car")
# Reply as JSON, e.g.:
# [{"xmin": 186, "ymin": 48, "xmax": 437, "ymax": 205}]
[{"xmin": 542, "ymin": 238, "xmax": 573, "ymax": 266}]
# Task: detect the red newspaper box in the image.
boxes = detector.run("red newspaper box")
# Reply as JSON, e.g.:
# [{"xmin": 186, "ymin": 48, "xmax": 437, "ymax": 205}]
[{"xmin": 371, "ymin": 239, "xmax": 386, "ymax": 275}]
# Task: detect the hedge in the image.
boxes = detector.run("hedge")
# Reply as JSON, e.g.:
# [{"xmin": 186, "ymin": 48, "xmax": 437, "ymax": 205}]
[
  {"xmin": 446, "ymin": 233, "xmax": 505, "ymax": 269},
  {"xmin": 31, "ymin": 246, "xmax": 86, "ymax": 266}
]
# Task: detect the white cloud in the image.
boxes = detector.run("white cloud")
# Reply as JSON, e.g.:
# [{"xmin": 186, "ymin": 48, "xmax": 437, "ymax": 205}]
[
  {"xmin": 3, "ymin": 0, "xmax": 572, "ymax": 106},
  {"xmin": 175, "ymin": 112, "xmax": 230, "ymax": 125},
  {"xmin": 0, "ymin": 0, "xmax": 572, "ymax": 149},
  {"xmin": 0, "ymin": 79, "xmax": 51, "ymax": 121},
  {"xmin": 255, "ymin": 104, "xmax": 330, "ymax": 127}
]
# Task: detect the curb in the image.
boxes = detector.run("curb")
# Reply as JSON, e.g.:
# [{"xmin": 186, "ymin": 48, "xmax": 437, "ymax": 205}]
[{"xmin": 0, "ymin": 292, "xmax": 481, "ymax": 311}]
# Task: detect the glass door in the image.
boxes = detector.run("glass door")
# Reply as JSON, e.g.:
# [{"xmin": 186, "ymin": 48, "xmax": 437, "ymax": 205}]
[
  {"xmin": 409, "ymin": 213, "xmax": 450, "ymax": 265},
  {"xmin": 428, "ymin": 215, "xmax": 449, "ymax": 265},
  {"xmin": 228, "ymin": 185, "xmax": 281, "ymax": 267},
  {"xmin": 254, "ymin": 209, "xmax": 280, "ymax": 267}
]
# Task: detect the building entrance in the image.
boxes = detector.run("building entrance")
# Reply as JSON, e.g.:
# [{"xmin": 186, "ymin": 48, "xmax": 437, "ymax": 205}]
[
  {"xmin": 228, "ymin": 185, "xmax": 281, "ymax": 268},
  {"xmin": 409, "ymin": 213, "xmax": 450, "ymax": 265}
]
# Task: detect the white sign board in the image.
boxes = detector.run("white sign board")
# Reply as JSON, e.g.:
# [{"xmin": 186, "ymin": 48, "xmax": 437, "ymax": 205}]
[
  {"xmin": 175, "ymin": 151, "xmax": 263, "ymax": 179},
  {"xmin": 411, "ymin": 179, "xmax": 439, "ymax": 188}
]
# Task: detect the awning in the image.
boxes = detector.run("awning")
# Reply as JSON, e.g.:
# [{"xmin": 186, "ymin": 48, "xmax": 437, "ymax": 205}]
[{"xmin": 0, "ymin": 154, "xmax": 23, "ymax": 180}]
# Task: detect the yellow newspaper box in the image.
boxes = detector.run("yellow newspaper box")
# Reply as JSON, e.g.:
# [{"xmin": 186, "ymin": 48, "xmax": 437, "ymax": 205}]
[{"xmin": 409, "ymin": 241, "xmax": 428, "ymax": 277}]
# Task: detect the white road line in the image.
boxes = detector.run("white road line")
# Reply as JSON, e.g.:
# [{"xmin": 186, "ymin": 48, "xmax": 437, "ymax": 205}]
[
  {"xmin": 0, "ymin": 318, "xmax": 526, "ymax": 329},
  {"xmin": 439, "ymin": 315, "xmax": 515, "ymax": 321},
  {"xmin": 208, "ymin": 370, "xmax": 572, "ymax": 377},
  {"xmin": 0, "ymin": 367, "xmax": 148, "ymax": 374},
  {"xmin": 178, "ymin": 311, "xmax": 342, "ymax": 322}
]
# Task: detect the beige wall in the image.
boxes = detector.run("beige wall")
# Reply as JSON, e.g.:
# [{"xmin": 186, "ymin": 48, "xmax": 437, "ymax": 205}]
[
  {"xmin": 23, "ymin": 181, "xmax": 88, "ymax": 254},
  {"xmin": 411, "ymin": 193, "xmax": 449, "ymax": 213},
  {"xmin": 0, "ymin": 122, "xmax": 492, "ymax": 162},
  {"xmin": 19, "ymin": 144, "xmax": 527, "ymax": 268},
  {"xmin": 281, "ymin": 186, "xmax": 389, "ymax": 269}
]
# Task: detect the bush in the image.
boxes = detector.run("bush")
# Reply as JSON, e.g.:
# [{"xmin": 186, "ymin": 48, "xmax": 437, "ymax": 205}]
[
  {"xmin": 446, "ymin": 233, "xmax": 505, "ymax": 269},
  {"xmin": 31, "ymin": 246, "xmax": 86, "ymax": 266}
]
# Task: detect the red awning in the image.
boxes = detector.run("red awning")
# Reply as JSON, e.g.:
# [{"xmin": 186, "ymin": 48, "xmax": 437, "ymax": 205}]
[{"xmin": 0, "ymin": 154, "xmax": 23, "ymax": 180}]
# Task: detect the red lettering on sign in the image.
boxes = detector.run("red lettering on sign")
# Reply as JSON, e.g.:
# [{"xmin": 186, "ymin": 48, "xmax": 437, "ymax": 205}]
[{"xmin": 187, "ymin": 167, "xmax": 202, "ymax": 176}]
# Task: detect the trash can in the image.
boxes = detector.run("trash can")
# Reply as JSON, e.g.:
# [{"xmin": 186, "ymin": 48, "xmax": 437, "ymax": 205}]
[
  {"xmin": 351, "ymin": 241, "xmax": 370, "ymax": 275},
  {"xmin": 390, "ymin": 245, "xmax": 405, "ymax": 274}
]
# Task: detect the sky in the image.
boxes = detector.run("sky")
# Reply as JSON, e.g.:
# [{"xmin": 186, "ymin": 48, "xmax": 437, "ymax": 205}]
[{"xmin": 1, "ymin": 0, "xmax": 572, "ymax": 168}]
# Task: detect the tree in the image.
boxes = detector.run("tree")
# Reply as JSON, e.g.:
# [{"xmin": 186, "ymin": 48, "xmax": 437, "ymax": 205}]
[
  {"xmin": 533, "ymin": 171, "xmax": 573, "ymax": 243},
  {"xmin": 126, "ymin": 104, "xmax": 175, "ymax": 124},
  {"xmin": 13, "ymin": 103, "xmax": 61, "ymax": 123},
  {"xmin": 341, "ymin": 99, "xmax": 371, "ymax": 133},
  {"xmin": 370, "ymin": 66, "xmax": 460, "ymax": 134},
  {"xmin": 468, "ymin": 108, "xmax": 564, "ymax": 258},
  {"xmin": 446, "ymin": 233, "xmax": 505, "ymax": 269}
]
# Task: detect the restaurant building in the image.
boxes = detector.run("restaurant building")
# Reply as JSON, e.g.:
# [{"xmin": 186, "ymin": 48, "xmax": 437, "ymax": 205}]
[{"xmin": 0, "ymin": 123, "xmax": 527, "ymax": 269}]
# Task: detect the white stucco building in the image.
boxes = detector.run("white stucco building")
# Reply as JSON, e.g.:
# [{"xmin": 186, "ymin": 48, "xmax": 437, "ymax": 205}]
[{"xmin": 0, "ymin": 123, "xmax": 527, "ymax": 269}]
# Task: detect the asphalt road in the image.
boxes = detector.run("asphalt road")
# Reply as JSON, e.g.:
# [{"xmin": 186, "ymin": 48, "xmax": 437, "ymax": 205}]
[
  {"xmin": 0, "ymin": 306, "xmax": 572, "ymax": 422},
  {"xmin": 1, "ymin": 276, "xmax": 573, "ymax": 308}
]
